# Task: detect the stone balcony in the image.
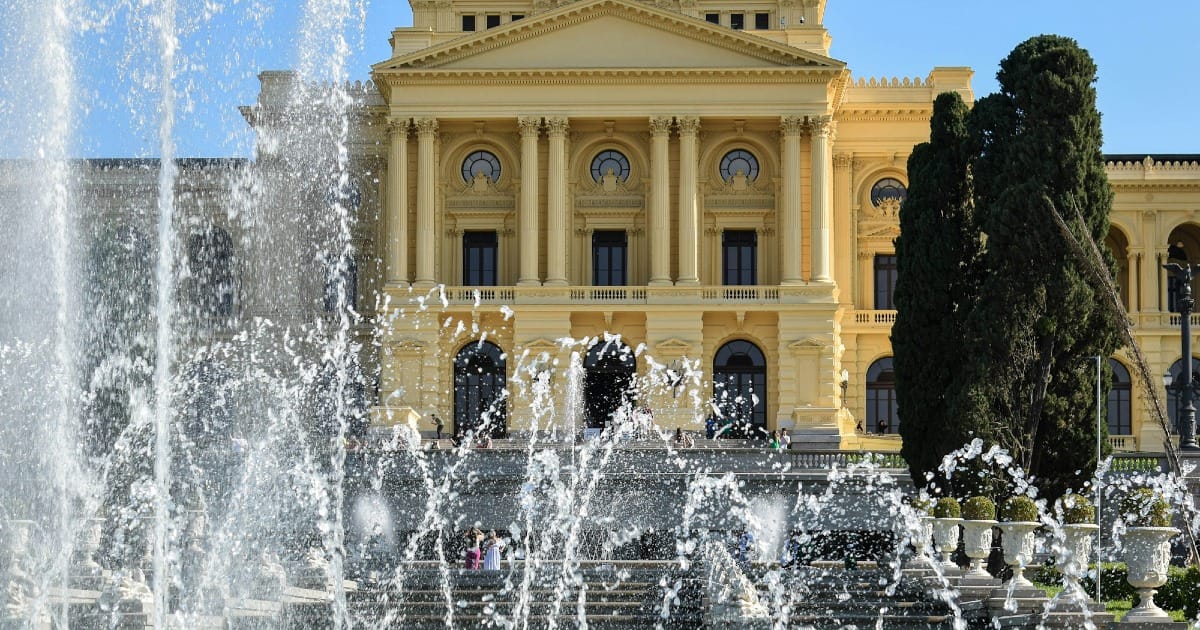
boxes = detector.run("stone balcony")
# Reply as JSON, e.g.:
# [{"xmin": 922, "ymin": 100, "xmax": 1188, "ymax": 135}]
[{"xmin": 406, "ymin": 284, "xmax": 838, "ymax": 307}]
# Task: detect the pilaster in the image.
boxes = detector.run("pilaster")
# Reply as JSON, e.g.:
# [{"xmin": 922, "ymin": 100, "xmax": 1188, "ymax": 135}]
[
  {"xmin": 385, "ymin": 117, "xmax": 410, "ymax": 285},
  {"xmin": 643, "ymin": 311, "xmax": 705, "ymax": 429},
  {"xmin": 809, "ymin": 115, "xmax": 834, "ymax": 283},
  {"xmin": 509, "ymin": 311, "xmax": 574, "ymax": 436},
  {"xmin": 833, "ymin": 153, "xmax": 853, "ymax": 303}
]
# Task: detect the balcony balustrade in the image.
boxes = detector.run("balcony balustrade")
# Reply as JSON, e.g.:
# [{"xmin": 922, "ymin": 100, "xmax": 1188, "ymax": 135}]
[{"xmin": 424, "ymin": 285, "xmax": 825, "ymax": 306}]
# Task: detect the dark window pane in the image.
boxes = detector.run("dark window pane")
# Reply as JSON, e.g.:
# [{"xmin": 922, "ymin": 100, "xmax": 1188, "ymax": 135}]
[
  {"xmin": 463, "ymin": 231, "xmax": 498, "ymax": 286},
  {"xmin": 874, "ymin": 254, "xmax": 897, "ymax": 310},
  {"xmin": 593, "ymin": 230, "xmax": 627, "ymax": 286},
  {"xmin": 754, "ymin": 12, "xmax": 769, "ymax": 29},
  {"xmin": 510, "ymin": 14, "xmax": 523, "ymax": 21},
  {"xmin": 485, "ymin": 14, "xmax": 501, "ymax": 28},
  {"xmin": 454, "ymin": 341, "xmax": 507, "ymax": 437},
  {"xmin": 713, "ymin": 340, "xmax": 767, "ymax": 437},
  {"xmin": 866, "ymin": 357, "xmax": 898, "ymax": 434},
  {"xmin": 730, "ymin": 13, "xmax": 744, "ymax": 29},
  {"xmin": 461, "ymin": 15, "xmax": 475, "ymax": 31},
  {"xmin": 705, "ymin": 13, "xmax": 720, "ymax": 24},
  {"xmin": 722, "ymin": 230, "xmax": 757, "ymax": 286}
]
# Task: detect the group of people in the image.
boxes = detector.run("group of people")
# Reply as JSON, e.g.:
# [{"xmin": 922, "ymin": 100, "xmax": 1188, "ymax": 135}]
[
  {"xmin": 767, "ymin": 428, "xmax": 791, "ymax": 449},
  {"xmin": 462, "ymin": 528, "xmax": 506, "ymax": 570}
]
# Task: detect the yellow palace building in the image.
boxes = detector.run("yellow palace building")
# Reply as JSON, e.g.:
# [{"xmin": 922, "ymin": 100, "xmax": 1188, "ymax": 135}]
[{"xmin": 239, "ymin": 0, "xmax": 1200, "ymax": 453}]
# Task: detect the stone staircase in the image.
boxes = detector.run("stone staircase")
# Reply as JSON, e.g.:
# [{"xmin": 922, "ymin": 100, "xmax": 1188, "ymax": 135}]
[{"xmin": 346, "ymin": 562, "xmax": 703, "ymax": 629}]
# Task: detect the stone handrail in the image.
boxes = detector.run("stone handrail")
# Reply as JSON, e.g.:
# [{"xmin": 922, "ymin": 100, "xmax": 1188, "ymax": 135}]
[
  {"xmin": 414, "ymin": 284, "xmax": 830, "ymax": 307},
  {"xmin": 851, "ymin": 310, "xmax": 897, "ymax": 325}
]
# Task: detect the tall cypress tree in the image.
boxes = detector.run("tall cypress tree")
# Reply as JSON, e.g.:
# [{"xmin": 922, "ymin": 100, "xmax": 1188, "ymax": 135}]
[
  {"xmin": 893, "ymin": 92, "xmax": 985, "ymax": 489},
  {"xmin": 894, "ymin": 36, "xmax": 1120, "ymax": 500}
]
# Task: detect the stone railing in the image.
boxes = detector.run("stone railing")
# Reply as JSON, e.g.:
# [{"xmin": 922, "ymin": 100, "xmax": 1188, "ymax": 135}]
[
  {"xmin": 420, "ymin": 285, "xmax": 832, "ymax": 307},
  {"xmin": 850, "ymin": 310, "xmax": 897, "ymax": 326},
  {"xmin": 1107, "ymin": 435, "xmax": 1138, "ymax": 452}
]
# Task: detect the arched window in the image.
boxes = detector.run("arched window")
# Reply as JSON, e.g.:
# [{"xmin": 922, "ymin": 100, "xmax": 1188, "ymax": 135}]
[
  {"xmin": 1165, "ymin": 357, "xmax": 1200, "ymax": 435},
  {"xmin": 1107, "ymin": 359, "xmax": 1132, "ymax": 435},
  {"xmin": 719, "ymin": 149, "xmax": 759, "ymax": 183},
  {"xmin": 188, "ymin": 227, "xmax": 235, "ymax": 317},
  {"xmin": 866, "ymin": 357, "xmax": 898, "ymax": 434},
  {"xmin": 583, "ymin": 339, "xmax": 636, "ymax": 429},
  {"xmin": 870, "ymin": 178, "xmax": 907, "ymax": 207},
  {"xmin": 712, "ymin": 340, "xmax": 767, "ymax": 438},
  {"xmin": 454, "ymin": 341, "xmax": 508, "ymax": 437}
]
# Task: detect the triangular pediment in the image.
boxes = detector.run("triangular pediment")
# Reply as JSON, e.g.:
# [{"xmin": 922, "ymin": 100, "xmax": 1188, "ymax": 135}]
[{"xmin": 374, "ymin": 0, "xmax": 843, "ymax": 73}]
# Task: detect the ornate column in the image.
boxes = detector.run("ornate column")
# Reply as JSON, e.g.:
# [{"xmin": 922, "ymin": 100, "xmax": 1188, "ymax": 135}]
[
  {"xmin": 414, "ymin": 117, "xmax": 438, "ymax": 286},
  {"xmin": 780, "ymin": 116, "xmax": 805, "ymax": 285},
  {"xmin": 648, "ymin": 116, "xmax": 673, "ymax": 286},
  {"xmin": 386, "ymin": 117, "xmax": 410, "ymax": 285},
  {"xmin": 832, "ymin": 153, "xmax": 853, "ymax": 301},
  {"xmin": 1142, "ymin": 210, "xmax": 1160, "ymax": 313},
  {"xmin": 1126, "ymin": 250, "xmax": 1139, "ymax": 313},
  {"xmin": 810, "ymin": 115, "xmax": 834, "ymax": 282},
  {"xmin": 545, "ymin": 117, "xmax": 569, "ymax": 286},
  {"xmin": 518, "ymin": 117, "xmax": 542, "ymax": 286},
  {"xmin": 676, "ymin": 116, "xmax": 701, "ymax": 285}
]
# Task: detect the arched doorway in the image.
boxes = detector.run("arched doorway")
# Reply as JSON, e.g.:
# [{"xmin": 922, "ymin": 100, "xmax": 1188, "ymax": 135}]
[
  {"xmin": 866, "ymin": 357, "xmax": 898, "ymax": 434},
  {"xmin": 712, "ymin": 340, "xmax": 767, "ymax": 438},
  {"xmin": 454, "ymin": 341, "xmax": 508, "ymax": 437},
  {"xmin": 1107, "ymin": 358, "xmax": 1132, "ymax": 436},
  {"xmin": 1165, "ymin": 357, "xmax": 1200, "ymax": 435},
  {"xmin": 583, "ymin": 339, "xmax": 636, "ymax": 429}
]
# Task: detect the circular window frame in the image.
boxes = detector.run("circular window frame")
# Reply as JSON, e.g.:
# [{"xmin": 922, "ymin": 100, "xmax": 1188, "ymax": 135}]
[
  {"xmin": 590, "ymin": 150, "xmax": 631, "ymax": 183},
  {"xmin": 719, "ymin": 149, "xmax": 760, "ymax": 183},
  {"xmin": 870, "ymin": 177, "xmax": 907, "ymax": 207},
  {"xmin": 461, "ymin": 150, "xmax": 503, "ymax": 184}
]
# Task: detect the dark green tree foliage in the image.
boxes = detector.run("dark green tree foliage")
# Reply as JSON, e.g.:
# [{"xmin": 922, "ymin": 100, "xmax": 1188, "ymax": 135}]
[
  {"xmin": 893, "ymin": 92, "xmax": 985, "ymax": 491},
  {"xmin": 895, "ymin": 36, "xmax": 1121, "ymax": 501}
]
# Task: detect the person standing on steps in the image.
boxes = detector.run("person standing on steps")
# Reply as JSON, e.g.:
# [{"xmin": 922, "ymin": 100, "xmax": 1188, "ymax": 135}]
[
  {"xmin": 482, "ymin": 530, "xmax": 505, "ymax": 570},
  {"xmin": 463, "ymin": 528, "xmax": 483, "ymax": 569},
  {"xmin": 433, "ymin": 414, "xmax": 444, "ymax": 441}
]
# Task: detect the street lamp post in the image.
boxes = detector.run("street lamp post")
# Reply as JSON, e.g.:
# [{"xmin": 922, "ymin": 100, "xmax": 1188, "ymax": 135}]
[{"xmin": 1162, "ymin": 262, "xmax": 1200, "ymax": 450}]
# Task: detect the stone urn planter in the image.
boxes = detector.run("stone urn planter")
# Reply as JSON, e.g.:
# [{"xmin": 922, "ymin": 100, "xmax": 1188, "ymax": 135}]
[
  {"xmin": 1121, "ymin": 526, "xmax": 1179, "ymax": 620},
  {"xmin": 1057, "ymin": 523, "xmax": 1098, "ymax": 601},
  {"xmin": 997, "ymin": 521, "xmax": 1041, "ymax": 588},
  {"xmin": 904, "ymin": 515, "xmax": 936, "ymax": 570},
  {"xmin": 960, "ymin": 496, "xmax": 997, "ymax": 581},
  {"xmin": 931, "ymin": 518, "xmax": 962, "ymax": 574}
]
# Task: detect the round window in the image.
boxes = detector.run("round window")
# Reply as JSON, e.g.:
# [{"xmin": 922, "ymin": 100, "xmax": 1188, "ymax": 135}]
[
  {"xmin": 590, "ymin": 150, "xmax": 630, "ymax": 183},
  {"xmin": 720, "ymin": 150, "xmax": 759, "ymax": 183},
  {"xmin": 461, "ymin": 150, "xmax": 502, "ymax": 184},
  {"xmin": 870, "ymin": 178, "xmax": 907, "ymax": 206}
]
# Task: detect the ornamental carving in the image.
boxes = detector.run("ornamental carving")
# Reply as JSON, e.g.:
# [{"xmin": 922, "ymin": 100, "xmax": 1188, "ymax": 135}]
[
  {"xmin": 649, "ymin": 116, "xmax": 673, "ymax": 136},
  {"xmin": 414, "ymin": 118, "xmax": 439, "ymax": 135},
  {"xmin": 387, "ymin": 117, "xmax": 410, "ymax": 137},
  {"xmin": 863, "ymin": 196, "xmax": 901, "ymax": 219},
  {"xmin": 676, "ymin": 116, "xmax": 701, "ymax": 135},
  {"xmin": 809, "ymin": 115, "xmax": 834, "ymax": 138},
  {"xmin": 833, "ymin": 153, "xmax": 852, "ymax": 169},
  {"xmin": 545, "ymin": 117, "xmax": 569, "ymax": 136},
  {"xmin": 780, "ymin": 116, "xmax": 805, "ymax": 136},
  {"xmin": 518, "ymin": 117, "xmax": 541, "ymax": 137}
]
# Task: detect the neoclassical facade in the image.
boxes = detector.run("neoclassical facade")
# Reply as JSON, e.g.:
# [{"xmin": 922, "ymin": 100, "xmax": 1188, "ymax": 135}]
[{"xmin": 22, "ymin": 0, "xmax": 1197, "ymax": 453}]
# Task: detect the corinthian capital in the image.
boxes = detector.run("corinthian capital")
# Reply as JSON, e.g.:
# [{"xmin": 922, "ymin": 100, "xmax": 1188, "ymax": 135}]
[
  {"xmin": 649, "ymin": 116, "xmax": 673, "ymax": 136},
  {"xmin": 676, "ymin": 116, "xmax": 701, "ymax": 136},
  {"xmin": 414, "ymin": 117, "xmax": 439, "ymax": 135},
  {"xmin": 781, "ymin": 115, "xmax": 805, "ymax": 136},
  {"xmin": 545, "ymin": 116, "xmax": 569, "ymax": 136},
  {"xmin": 387, "ymin": 116, "xmax": 410, "ymax": 137},
  {"xmin": 833, "ymin": 153, "xmax": 852, "ymax": 170},
  {"xmin": 518, "ymin": 116, "xmax": 542, "ymax": 138},
  {"xmin": 809, "ymin": 115, "xmax": 835, "ymax": 139}
]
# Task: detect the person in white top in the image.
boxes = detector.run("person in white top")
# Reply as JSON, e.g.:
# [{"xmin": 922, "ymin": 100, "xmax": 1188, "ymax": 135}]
[
  {"xmin": 780, "ymin": 427, "xmax": 791, "ymax": 449},
  {"xmin": 482, "ymin": 530, "xmax": 505, "ymax": 570}
]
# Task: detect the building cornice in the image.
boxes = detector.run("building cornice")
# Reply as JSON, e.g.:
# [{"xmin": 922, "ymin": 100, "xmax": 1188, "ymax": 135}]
[{"xmin": 376, "ymin": 66, "xmax": 843, "ymax": 88}]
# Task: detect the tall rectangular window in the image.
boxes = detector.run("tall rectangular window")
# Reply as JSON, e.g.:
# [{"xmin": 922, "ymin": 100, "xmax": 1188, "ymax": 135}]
[
  {"xmin": 592, "ymin": 230, "xmax": 627, "ymax": 286},
  {"xmin": 463, "ymin": 231, "xmax": 498, "ymax": 286},
  {"xmin": 754, "ymin": 12, "xmax": 770, "ymax": 29},
  {"xmin": 722, "ymin": 230, "xmax": 757, "ymax": 285},
  {"xmin": 461, "ymin": 15, "xmax": 476, "ymax": 31},
  {"xmin": 874, "ymin": 254, "xmax": 898, "ymax": 309},
  {"xmin": 729, "ymin": 13, "xmax": 745, "ymax": 29},
  {"xmin": 485, "ymin": 14, "xmax": 501, "ymax": 28}
]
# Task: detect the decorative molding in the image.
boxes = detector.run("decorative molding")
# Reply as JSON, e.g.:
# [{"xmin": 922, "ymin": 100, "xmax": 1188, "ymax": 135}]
[
  {"xmin": 833, "ymin": 153, "xmax": 852, "ymax": 169},
  {"xmin": 414, "ymin": 117, "xmax": 439, "ymax": 135},
  {"xmin": 675, "ymin": 116, "xmax": 701, "ymax": 136},
  {"xmin": 649, "ymin": 116, "xmax": 673, "ymax": 136},
  {"xmin": 654, "ymin": 338, "xmax": 696, "ymax": 353},
  {"xmin": 518, "ymin": 116, "xmax": 542, "ymax": 137},
  {"xmin": 789, "ymin": 336, "xmax": 828, "ymax": 351},
  {"xmin": 780, "ymin": 115, "xmax": 805, "ymax": 136},
  {"xmin": 809, "ymin": 115, "xmax": 834, "ymax": 138},
  {"xmin": 545, "ymin": 116, "xmax": 570, "ymax": 136},
  {"xmin": 387, "ymin": 117, "xmax": 410, "ymax": 136}
]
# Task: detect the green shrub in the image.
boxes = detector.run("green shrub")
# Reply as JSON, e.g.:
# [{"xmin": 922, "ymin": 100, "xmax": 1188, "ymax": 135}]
[
  {"xmin": 1002, "ymin": 496, "xmax": 1038, "ymax": 522},
  {"xmin": 1079, "ymin": 563, "xmax": 1136, "ymax": 603},
  {"xmin": 1120, "ymin": 488, "xmax": 1172, "ymax": 528},
  {"xmin": 962, "ymin": 496, "xmax": 996, "ymax": 520},
  {"xmin": 932, "ymin": 497, "xmax": 961, "ymax": 518},
  {"xmin": 1059, "ymin": 493, "xmax": 1095, "ymax": 524},
  {"xmin": 1156, "ymin": 564, "xmax": 1200, "ymax": 619},
  {"xmin": 910, "ymin": 496, "xmax": 932, "ymax": 515}
]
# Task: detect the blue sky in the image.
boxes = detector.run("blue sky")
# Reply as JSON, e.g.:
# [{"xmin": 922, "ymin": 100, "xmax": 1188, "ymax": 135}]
[{"xmin": 5, "ymin": 1, "xmax": 1197, "ymax": 158}]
